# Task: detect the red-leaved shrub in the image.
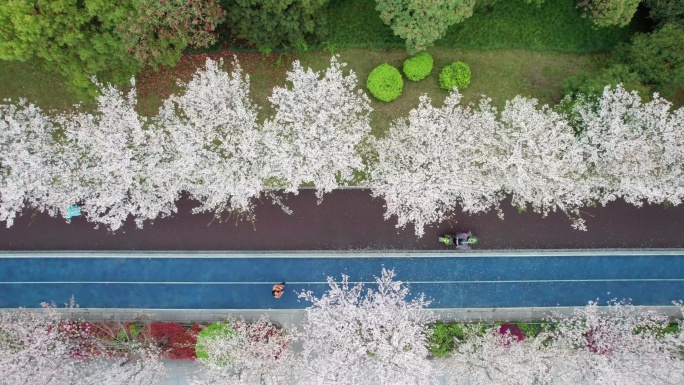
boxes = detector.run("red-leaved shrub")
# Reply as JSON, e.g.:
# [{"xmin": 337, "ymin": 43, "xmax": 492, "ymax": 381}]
[{"xmin": 141, "ymin": 322, "xmax": 204, "ymax": 360}]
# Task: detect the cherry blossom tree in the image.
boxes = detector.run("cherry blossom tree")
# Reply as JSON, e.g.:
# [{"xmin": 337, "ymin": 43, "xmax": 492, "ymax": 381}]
[
  {"xmin": 263, "ymin": 55, "xmax": 372, "ymax": 199},
  {"xmin": 0, "ymin": 99, "xmax": 71, "ymax": 227},
  {"xmin": 496, "ymin": 96, "xmax": 595, "ymax": 231},
  {"xmin": 544, "ymin": 300, "xmax": 684, "ymax": 385},
  {"xmin": 154, "ymin": 57, "xmax": 266, "ymax": 218},
  {"xmin": 74, "ymin": 321, "xmax": 167, "ymax": 385},
  {"xmin": 56, "ymin": 80, "xmax": 180, "ymax": 230},
  {"xmin": 443, "ymin": 301, "xmax": 684, "ymax": 385},
  {"xmin": 295, "ymin": 268, "xmax": 439, "ymax": 384},
  {"xmin": 444, "ymin": 325, "xmax": 555, "ymax": 385},
  {"xmin": 0, "ymin": 302, "xmax": 80, "ymax": 385},
  {"xmin": 0, "ymin": 301, "xmax": 167, "ymax": 385},
  {"xmin": 191, "ymin": 317, "xmax": 296, "ymax": 385},
  {"xmin": 576, "ymin": 85, "xmax": 684, "ymax": 208},
  {"xmin": 369, "ymin": 90, "xmax": 505, "ymax": 237}
]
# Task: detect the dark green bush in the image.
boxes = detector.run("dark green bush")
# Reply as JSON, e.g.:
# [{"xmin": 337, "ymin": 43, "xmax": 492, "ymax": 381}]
[
  {"xmin": 562, "ymin": 64, "xmax": 650, "ymax": 100},
  {"xmin": 439, "ymin": 61, "xmax": 471, "ymax": 91},
  {"xmin": 221, "ymin": 0, "xmax": 328, "ymax": 51},
  {"xmin": 614, "ymin": 22, "xmax": 684, "ymax": 97},
  {"xmin": 403, "ymin": 52, "xmax": 434, "ymax": 81},
  {"xmin": 644, "ymin": 0, "xmax": 684, "ymax": 26},
  {"xmin": 367, "ymin": 63, "xmax": 403, "ymax": 102}
]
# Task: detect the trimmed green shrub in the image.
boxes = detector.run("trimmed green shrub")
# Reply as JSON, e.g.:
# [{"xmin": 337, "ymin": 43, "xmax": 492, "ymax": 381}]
[
  {"xmin": 367, "ymin": 63, "xmax": 403, "ymax": 102},
  {"xmin": 439, "ymin": 61, "xmax": 472, "ymax": 91},
  {"xmin": 195, "ymin": 322, "xmax": 234, "ymax": 360},
  {"xmin": 403, "ymin": 52, "xmax": 434, "ymax": 81}
]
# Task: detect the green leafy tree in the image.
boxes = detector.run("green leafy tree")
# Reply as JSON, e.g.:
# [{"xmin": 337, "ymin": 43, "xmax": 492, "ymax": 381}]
[
  {"xmin": 0, "ymin": 0, "xmax": 224, "ymax": 97},
  {"xmin": 578, "ymin": 0, "xmax": 641, "ymax": 27},
  {"xmin": 0, "ymin": 0, "xmax": 138, "ymax": 96},
  {"xmin": 222, "ymin": 0, "xmax": 328, "ymax": 51},
  {"xmin": 644, "ymin": 0, "xmax": 684, "ymax": 26},
  {"xmin": 375, "ymin": 0, "xmax": 476, "ymax": 54},
  {"xmin": 615, "ymin": 22, "xmax": 684, "ymax": 96},
  {"xmin": 116, "ymin": 0, "xmax": 225, "ymax": 68}
]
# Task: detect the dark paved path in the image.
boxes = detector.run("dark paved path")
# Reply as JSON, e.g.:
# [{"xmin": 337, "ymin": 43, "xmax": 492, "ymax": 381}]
[{"xmin": 0, "ymin": 190, "xmax": 682, "ymax": 250}]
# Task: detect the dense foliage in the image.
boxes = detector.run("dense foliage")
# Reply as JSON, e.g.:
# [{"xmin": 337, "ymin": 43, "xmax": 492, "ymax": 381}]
[
  {"xmin": 579, "ymin": 0, "xmax": 641, "ymax": 27},
  {"xmin": 0, "ymin": 0, "xmax": 224, "ymax": 96},
  {"xmin": 222, "ymin": 0, "xmax": 328, "ymax": 52},
  {"xmin": 439, "ymin": 61, "xmax": 472, "ymax": 90},
  {"xmin": 644, "ymin": 0, "xmax": 684, "ymax": 26},
  {"xmin": 614, "ymin": 22, "xmax": 684, "ymax": 96},
  {"xmin": 403, "ymin": 52, "xmax": 434, "ymax": 81},
  {"xmin": 366, "ymin": 63, "xmax": 403, "ymax": 102},
  {"xmin": 375, "ymin": 0, "xmax": 476, "ymax": 53},
  {"xmin": 116, "ymin": 0, "xmax": 225, "ymax": 66},
  {"xmin": 562, "ymin": 64, "xmax": 649, "ymax": 101}
]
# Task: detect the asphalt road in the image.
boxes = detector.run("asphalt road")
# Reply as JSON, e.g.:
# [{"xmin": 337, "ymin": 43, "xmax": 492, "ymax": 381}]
[{"xmin": 0, "ymin": 190, "xmax": 682, "ymax": 250}]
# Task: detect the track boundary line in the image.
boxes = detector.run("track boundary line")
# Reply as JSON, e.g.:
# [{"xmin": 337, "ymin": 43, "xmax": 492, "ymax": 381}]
[
  {"xmin": 3, "ymin": 278, "xmax": 684, "ymax": 284},
  {"xmin": 1, "ymin": 249, "xmax": 684, "ymax": 258}
]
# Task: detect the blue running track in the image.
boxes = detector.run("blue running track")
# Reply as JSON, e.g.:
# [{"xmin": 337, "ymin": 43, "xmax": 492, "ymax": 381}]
[{"xmin": 1, "ymin": 251, "xmax": 683, "ymax": 309}]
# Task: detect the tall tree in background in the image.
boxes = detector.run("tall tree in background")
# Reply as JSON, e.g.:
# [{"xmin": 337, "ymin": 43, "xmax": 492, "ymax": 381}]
[
  {"xmin": 0, "ymin": 0, "xmax": 224, "ymax": 96},
  {"xmin": 578, "ymin": 0, "xmax": 641, "ymax": 27},
  {"xmin": 0, "ymin": 0, "xmax": 137, "ymax": 96},
  {"xmin": 614, "ymin": 22, "xmax": 684, "ymax": 96},
  {"xmin": 644, "ymin": 0, "xmax": 684, "ymax": 26},
  {"xmin": 115, "ymin": 0, "xmax": 225, "ymax": 67},
  {"xmin": 222, "ymin": 0, "xmax": 328, "ymax": 52},
  {"xmin": 375, "ymin": 0, "xmax": 476, "ymax": 53}
]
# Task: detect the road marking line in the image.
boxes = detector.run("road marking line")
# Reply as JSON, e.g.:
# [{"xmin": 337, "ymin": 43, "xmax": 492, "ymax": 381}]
[
  {"xmin": 1, "ymin": 250, "xmax": 684, "ymax": 258},
  {"xmin": 2, "ymin": 279, "xmax": 683, "ymax": 284}
]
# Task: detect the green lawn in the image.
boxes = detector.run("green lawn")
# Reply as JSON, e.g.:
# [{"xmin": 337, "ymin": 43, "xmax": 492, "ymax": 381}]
[
  {"xmin": 0, "ymin": 48, "xmax": 607, "ymax": 137},
  {"xmin": 325, "ymin": 0, "xmax": 646, "ymax": 53},
  {"xmin": 0, "ymin": 60, "xmax": 84, "ymax": 113}
]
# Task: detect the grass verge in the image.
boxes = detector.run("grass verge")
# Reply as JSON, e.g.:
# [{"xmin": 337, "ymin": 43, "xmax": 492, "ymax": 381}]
[{"xmin": 0, "ymin": 48, "xmax": 608, "ymax": 137}]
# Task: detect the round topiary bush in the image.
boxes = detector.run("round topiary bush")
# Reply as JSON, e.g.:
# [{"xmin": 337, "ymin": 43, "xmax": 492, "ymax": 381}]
[
  {"xmin": 367, "ymin": 63, "xmax": 403, "ymax": 102},
  {"xmin": 403, "ymin": 52, "xmax": 434, "ymax": 81},
  {"xmin": 439, "ymin": 61, "xmax": 471, "ymax": 91}
]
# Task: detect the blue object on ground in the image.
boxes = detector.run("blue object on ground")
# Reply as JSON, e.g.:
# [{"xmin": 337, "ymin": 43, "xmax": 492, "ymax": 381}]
[
  {"xmin": 65, "ymin": 205, "xmax": 81, "ymax": 219},
  {"xmin": 0, "ymin": 252, "xmax": 683, "ymax": 309}
]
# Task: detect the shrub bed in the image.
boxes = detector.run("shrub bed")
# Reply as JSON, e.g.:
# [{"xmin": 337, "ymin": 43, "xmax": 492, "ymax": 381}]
[
  {"xmin": 367, "ymin": 63, "xmax": 403, "ymax": 102},
  {"xmin": 439, "ymin": 61, "xmax": 471, "ymax": 91},
  {"xmin": 403, "ymin": 52, "xmax": 434, "ymax": 81}
]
